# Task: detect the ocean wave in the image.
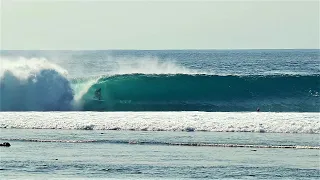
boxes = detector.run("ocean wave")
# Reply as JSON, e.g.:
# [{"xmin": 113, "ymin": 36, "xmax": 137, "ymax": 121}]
[
  {"xmin": 0, "ymin": 58, "xmax": 74, "ymax": 111},
  {"xmin": 79, "ymin": 74, "xmax": 319, "ymax": 112},
  {"xmin": 1, "ymin": 58, "xmax": 319, "ymax": 112}
]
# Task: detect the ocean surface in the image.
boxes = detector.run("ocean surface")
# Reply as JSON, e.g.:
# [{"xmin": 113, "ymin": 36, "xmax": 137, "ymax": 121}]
[{"xmin": 0, "ymin": 50, "xmax": 319, "ymax": 179}]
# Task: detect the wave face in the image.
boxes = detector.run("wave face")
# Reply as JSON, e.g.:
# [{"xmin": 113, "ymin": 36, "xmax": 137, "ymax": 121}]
[
  {"xmin": 0, "ymin": 58, "xmax": 74, "ymax": 111},
  {"xmin": 80, "ymin": 74, "xmax": 319, "ymax": 112},
  {"xmin": 0, "ymin": 57, "xmax": 319, "ymax": 112}
]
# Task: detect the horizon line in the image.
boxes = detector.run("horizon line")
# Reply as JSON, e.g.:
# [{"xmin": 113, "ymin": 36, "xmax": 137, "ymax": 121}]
[{"xmin": 1, "ymin": 48, "xmax": 319, "ymax": 51}]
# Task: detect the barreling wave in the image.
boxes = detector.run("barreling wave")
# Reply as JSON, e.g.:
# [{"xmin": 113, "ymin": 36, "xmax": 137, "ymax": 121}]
[
  {"xmin": 80, "ymin": 74, "xmax": 320, "ymax": 112},
  {"xmin": 0, "ymin": 58, "xmax": 319, "ymax": 112}
]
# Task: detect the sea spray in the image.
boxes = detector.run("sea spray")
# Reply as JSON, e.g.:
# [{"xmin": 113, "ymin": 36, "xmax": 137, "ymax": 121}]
[
  {"xmin": 0, "ymin": 58, "xmax": 74, "ymax": 111},
  {"xmin": 108, "ymin": 57, "xmax": 201, "ymax": 75}
]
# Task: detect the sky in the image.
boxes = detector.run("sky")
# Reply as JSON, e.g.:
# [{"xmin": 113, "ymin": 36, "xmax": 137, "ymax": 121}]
[{"xmin": 1, "ymin": 0, "xmax": 319, "ymax": 50}]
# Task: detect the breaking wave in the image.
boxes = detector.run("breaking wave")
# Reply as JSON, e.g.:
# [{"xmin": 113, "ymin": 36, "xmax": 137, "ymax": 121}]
[
  {"xmin": 0, "ymin": 58, "xmax": 73, "ymax": 111},
  {"xmin": 80, "ymin": 74, "xmax": 319, "ymax": 112},
  {"xmin": 0, "ymin": 58, "xmax": 319, "ymax": 112}
]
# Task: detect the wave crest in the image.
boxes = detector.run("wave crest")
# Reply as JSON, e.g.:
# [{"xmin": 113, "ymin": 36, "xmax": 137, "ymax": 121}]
[{"xmin": 0, "ymin": 58, "xmax": 74, "ymax": 111}]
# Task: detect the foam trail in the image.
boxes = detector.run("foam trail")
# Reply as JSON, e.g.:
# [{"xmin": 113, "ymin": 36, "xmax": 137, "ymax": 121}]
[{"xmin": 1, "ymin": 112, "xmax": 319, "ymax": 134}]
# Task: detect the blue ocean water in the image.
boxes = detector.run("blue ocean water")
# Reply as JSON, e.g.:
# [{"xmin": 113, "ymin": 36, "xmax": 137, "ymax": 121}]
[
  {"xmin": 1, "ymin": 50, "xmax": 319, "ymax": 112},
  {"xmin": 0, "ymin": 50, "xmax": 319, "ymax": 179}
]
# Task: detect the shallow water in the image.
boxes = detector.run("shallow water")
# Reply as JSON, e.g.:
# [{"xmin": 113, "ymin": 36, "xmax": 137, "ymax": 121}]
[{"xmin": 1, "ymin": 129, "xmax": 319, "ymax": 179}]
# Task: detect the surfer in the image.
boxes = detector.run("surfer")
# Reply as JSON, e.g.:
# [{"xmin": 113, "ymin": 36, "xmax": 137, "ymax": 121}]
[
  {"xmin": 95, "ymin": 88, "xmax": 102, "ymax": 100},
  {"xmin": 256, "ymin": 107, "xmax": 260, "ymax": 112}
]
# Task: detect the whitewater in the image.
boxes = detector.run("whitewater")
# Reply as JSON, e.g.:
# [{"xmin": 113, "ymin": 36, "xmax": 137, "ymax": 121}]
[{"xmin": 1, "ymin": 112, "xmax": 319, "ymax": 134}]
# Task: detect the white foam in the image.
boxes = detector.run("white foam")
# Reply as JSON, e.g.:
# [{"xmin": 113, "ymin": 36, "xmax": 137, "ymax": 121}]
[
  {"xmin": 0, "ymin": 112, "xmax": 319, "ymax": 134},
  {"xmin": 0, "ymin": 58, "xmax": 74, "ymax": 111},
  {"xmin": 0, "ymin": 57, "xmax": 68, "ymax": 80}
]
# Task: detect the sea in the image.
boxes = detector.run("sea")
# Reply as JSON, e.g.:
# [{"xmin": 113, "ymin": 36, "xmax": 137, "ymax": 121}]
[{"xmin": 0, "ymin": 49, "xmax": 319, "ymax": 179}]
